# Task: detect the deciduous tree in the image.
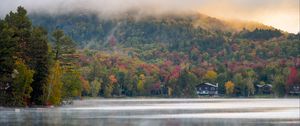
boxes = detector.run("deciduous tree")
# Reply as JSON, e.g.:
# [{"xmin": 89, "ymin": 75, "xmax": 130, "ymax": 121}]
[
  {"xmin": 91, "ymin": 78, "xmax": 101, "ymax": 97},
  {"xmin": 43, "ymin": 61, "xmax": 63, "ymax": 105},
  {"xmin": 12, "ymin": 59, "xmax": 34, "ymax": 106},
  {"xmin": 225, "ymin": 81, "xmax": 234, "ymax": 95},
  {"xmin": 204, "ymin": 70, "xmax": 217, "ymax": 83}
]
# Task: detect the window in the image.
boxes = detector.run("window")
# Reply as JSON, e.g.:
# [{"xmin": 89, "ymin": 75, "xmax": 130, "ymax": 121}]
[{"xmin": 211, "ymin": 87, "xmax": 215, "ymax": 90}]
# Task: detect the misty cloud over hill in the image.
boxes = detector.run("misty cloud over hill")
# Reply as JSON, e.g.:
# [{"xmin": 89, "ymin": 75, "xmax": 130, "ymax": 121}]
[{"xmin": 0, "ymin": 0, "xmax": 298, "ymax": 33}]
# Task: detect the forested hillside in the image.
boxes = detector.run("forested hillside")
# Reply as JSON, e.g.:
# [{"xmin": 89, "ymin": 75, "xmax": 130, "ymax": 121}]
[{"xmin": 1, "ymin": 7, "xmax": 299, "ymax": 106}]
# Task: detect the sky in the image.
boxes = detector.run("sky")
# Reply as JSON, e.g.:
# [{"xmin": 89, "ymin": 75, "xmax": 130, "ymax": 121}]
[{"xmin": 0, "ymin": 0, "xmax": 299, "ymax": 33}]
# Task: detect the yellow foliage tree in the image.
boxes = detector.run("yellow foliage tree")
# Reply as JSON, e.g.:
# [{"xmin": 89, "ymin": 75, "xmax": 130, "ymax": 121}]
[
  {"xmin": 137, "ymin": 74, "xmax": 145, "ymax": 94},
  {"xmin": 204, "ymin": 70, "xmax": 217, "ymax": 82},
  {"xmin": 12, "ymin": 59, "xmax": 34, "ymax": 106},
  {"xmin": 225, "ymin": 81, "xmax": 235, "ymax": 95},
  {"xmin": 44, "ymin": 61, "xmax": 63, "ymax": 105}
]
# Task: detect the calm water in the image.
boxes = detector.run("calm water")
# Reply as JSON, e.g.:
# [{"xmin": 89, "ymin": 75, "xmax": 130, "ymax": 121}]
[{"xmin": 0, "ymin": 99, "xmax": 299, "ymax": 126}]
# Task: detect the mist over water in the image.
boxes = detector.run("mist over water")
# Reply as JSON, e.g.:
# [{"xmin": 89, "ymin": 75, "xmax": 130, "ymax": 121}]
[{"xmin": 1, "ymin": 99, "xmax": 299, "ymax": 126}]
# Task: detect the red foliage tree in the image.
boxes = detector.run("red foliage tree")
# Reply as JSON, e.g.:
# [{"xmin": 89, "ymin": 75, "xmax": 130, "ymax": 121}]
[{"xmin": 286, "ymin": 67, "xmax": 298, "ymax": 86}]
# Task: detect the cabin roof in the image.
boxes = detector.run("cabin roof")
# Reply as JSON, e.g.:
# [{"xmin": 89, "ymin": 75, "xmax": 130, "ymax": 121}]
[
  {"xmin": 197, "ymin": 82, "xmax": 218, "ymax": 88},
  {"xmin": 256, "ymin": 84, "xmax": 272, "ymax": 88}
]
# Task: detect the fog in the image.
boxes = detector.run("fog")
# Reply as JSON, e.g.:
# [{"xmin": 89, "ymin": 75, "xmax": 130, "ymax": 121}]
[
  {"xmin": 1, "ymin": 99, "xmax": 299, "ymax": 126},
  {"xmin": 0, "ymin": 0, "xmax": 299, "ymax": 33}
]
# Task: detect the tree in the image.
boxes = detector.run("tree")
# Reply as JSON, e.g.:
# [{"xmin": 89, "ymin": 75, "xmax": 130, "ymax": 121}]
[
  {"xmin": 286, "ymin": 67, "xmax": 299, "ymax": 90},
  {"xmin": 87, "ymin": 58, "xmax": 102, "ymax": 82},
  {"xmin": 216, "ymin": 72, "xmax": 229, "ymax": 94},
  {"xmin": 0, "ymin": 6, "xmax": 32, "ymax": 106},
  {"xmin": 109, "ymin": 75, "xmax": 117, "ymax": 84},
  {"xmin": 90, "ymin": 78, "xmax": 101, "ymax": 97},
  {"xmin": 273, "ymin": 74, "xmax": 286, "ymax": 97},
  {"xmin": 244, "ymin": 69, "xmax": 256, "ymax": 96},
  {"xmin": 0, "ymin": 20, "xmax": 16, "ymax": 106},
  {"xmin": 233, "ymin": 73, "xmax": 245, "ymax": 96},
  {"xmin": 12, "ymin": 59, "xmax": 34, "ymax": 106},
  {"xmin": 137, "ymin": 74, "xmax": 145, "ymax": 95},
  {"xmin": 43, "ymin": 61, "xmax": 63, "ymax": 105},
  {"xmin": 104, "ymin": 75, "xmax": 117, "ymax": 97},
  {"xmin": 104, "ymin": 84, "xmax": 113, "ymax": 97},
  {"xmin": 4, "ymin": 6, "xmax": 32, "ymax": 62},
  {"xmin": 62, "ymin": 71, "xmax": 82, "ymax": 100},
  {"xmin": 29, "ymin": 27, "xmax": 50, "ymax": 105},
  {"xmin": 225, "ymin": 81, "xmax": 234, "ymax": 95},
  {"xmin": 1, "ymin": 6, "xmax": 50, "ymax": 105},
  {"xmin": 52, "ymin": 29, "xmax": 64, "ymax": 60},
  {"xmin": 52, "ymin": 29, "xmax": 76, "ymax": 61},
  {"xmin": 176, "ymin": 70, "xmax": 197, "ymax": 97},
  {"xmin": 80, "ymin": 76, "xmax": 90, "ymax": 96},
  {"xmin": 203, "ymin": 70, "xmax": 217, "ymax": 83}
]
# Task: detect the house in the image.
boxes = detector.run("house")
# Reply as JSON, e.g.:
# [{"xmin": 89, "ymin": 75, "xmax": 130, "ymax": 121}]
[
  {"xmin": 288, "ymin": 85, "xmax": 300, "ymax": 94},
  {"xmin": 196, "ymin": 83, "xmax": 218, "ymax": 96},
  {"xmin": 256, "ymin": 84, "xmax": 272, "ymax": 95}
]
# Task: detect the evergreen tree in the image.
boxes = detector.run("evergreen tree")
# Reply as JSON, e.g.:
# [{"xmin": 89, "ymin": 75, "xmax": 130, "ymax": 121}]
[
  {"xmin": 4, "ymin": 6, "xmax": 32, "ymax": 63},
  {"xmin": 175, "ymin": 70, "xmax": 197, "ymax": 97},
  {"xmin": 273, "ymin": 74, "xmax": 286, "ymax": 97},
  {"xmin": 28, "ymin": 27, "xmax": 50, "ymax": 105},
  {"xmin": 52, "ymin": 29, "xmax": 76, "ymax": 61},
  {"xmin": 233, "ymin": 73, "xmax": 245, "ymax": 96},
  {"xmin": 0, "ymin": 13, "xmax": 17, "ymax": 106}
]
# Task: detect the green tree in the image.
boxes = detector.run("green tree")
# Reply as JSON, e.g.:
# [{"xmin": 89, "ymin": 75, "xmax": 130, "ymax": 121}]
[
  {"xmin": 0, "ymin": 6, "xmax": 33, "ymax": 106},
  {"xmin": 4, "ymin": 6, "xmax": 32, "ymax": 62},
  {"xmin": 233, "ymin": 73, "xmax": 245, "ymax": 96},
  {"xmin": 273, "ymin": 74, "xmax": 286, "ymax": 97},
  {"xmin": 244, "ymin": 69, "xmax": 256, "ymax": 96},
  {"xmin": 91, "ymin": 78, "xmax": 101, "ymax": 97},
  {"xmin": 104, "ymin": 84, "xmax": 113, "ymax": 97},
  {"xmin": 52, "ymin": 29, "xmax": 76, "ymax": 61},
  {"xmin": 1, "ymin": 6, "xmax": 50, "ymax": 105},
  {"xmin": 216, "ymin": 72, "xmax": 229, "ymax": 94},
  {"xmin": 29, "ymin": 27, "xmax": 50, "ymax": 105},
  {"xmin": 0, "ymin": 20, "xmax": 16, "ymax": 106},
  {"xmin": 62, "ymin": 71, "xmax": 82, "ymax": 100},
  {"xmin": 176, "ymin": 70, "xmax": 197, "ymax": 97}
]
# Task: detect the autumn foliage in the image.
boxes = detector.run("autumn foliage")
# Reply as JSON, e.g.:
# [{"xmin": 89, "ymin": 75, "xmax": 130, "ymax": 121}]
[{"xmin": 225, "ymin": 81, "xmax": 235, "ymax": 95}]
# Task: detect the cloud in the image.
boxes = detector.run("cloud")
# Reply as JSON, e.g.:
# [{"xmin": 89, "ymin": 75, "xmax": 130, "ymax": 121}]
[{"xmin": 0, "ymin": 0, "xmax": 298, "ymax": 33}]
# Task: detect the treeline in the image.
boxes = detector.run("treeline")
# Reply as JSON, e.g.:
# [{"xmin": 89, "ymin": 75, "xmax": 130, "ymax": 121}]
[
  {"xmin": 1, "ymin": 7, "xmax": 300, "ymax": 107},
  {"xmin": 77, "ymin": 49, "xmax": 299, "ymax": 98},
  {"xmin": 239, "ymin": 28, "xmax": 283, "ymax": 40},
  {"xmin": 0, "ymin": 7, "xmax": 82, "ymax": 106}
]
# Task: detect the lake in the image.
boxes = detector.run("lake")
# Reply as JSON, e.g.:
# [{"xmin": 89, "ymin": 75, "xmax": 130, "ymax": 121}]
[{"xmin": 0, "ymin": 99, "xmax": 299, "ymax": 126}]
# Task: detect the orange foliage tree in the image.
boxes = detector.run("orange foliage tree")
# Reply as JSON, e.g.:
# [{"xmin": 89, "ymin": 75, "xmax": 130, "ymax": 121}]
[{"xmin": 225, "ymin": 81, "xmax": 235, "ymax": 95}]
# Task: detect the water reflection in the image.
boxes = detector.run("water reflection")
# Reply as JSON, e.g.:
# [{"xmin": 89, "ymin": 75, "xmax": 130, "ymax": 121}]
[{"xmin": 1, "ymin": 99, "xmax": 299, "ymax": 126}]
